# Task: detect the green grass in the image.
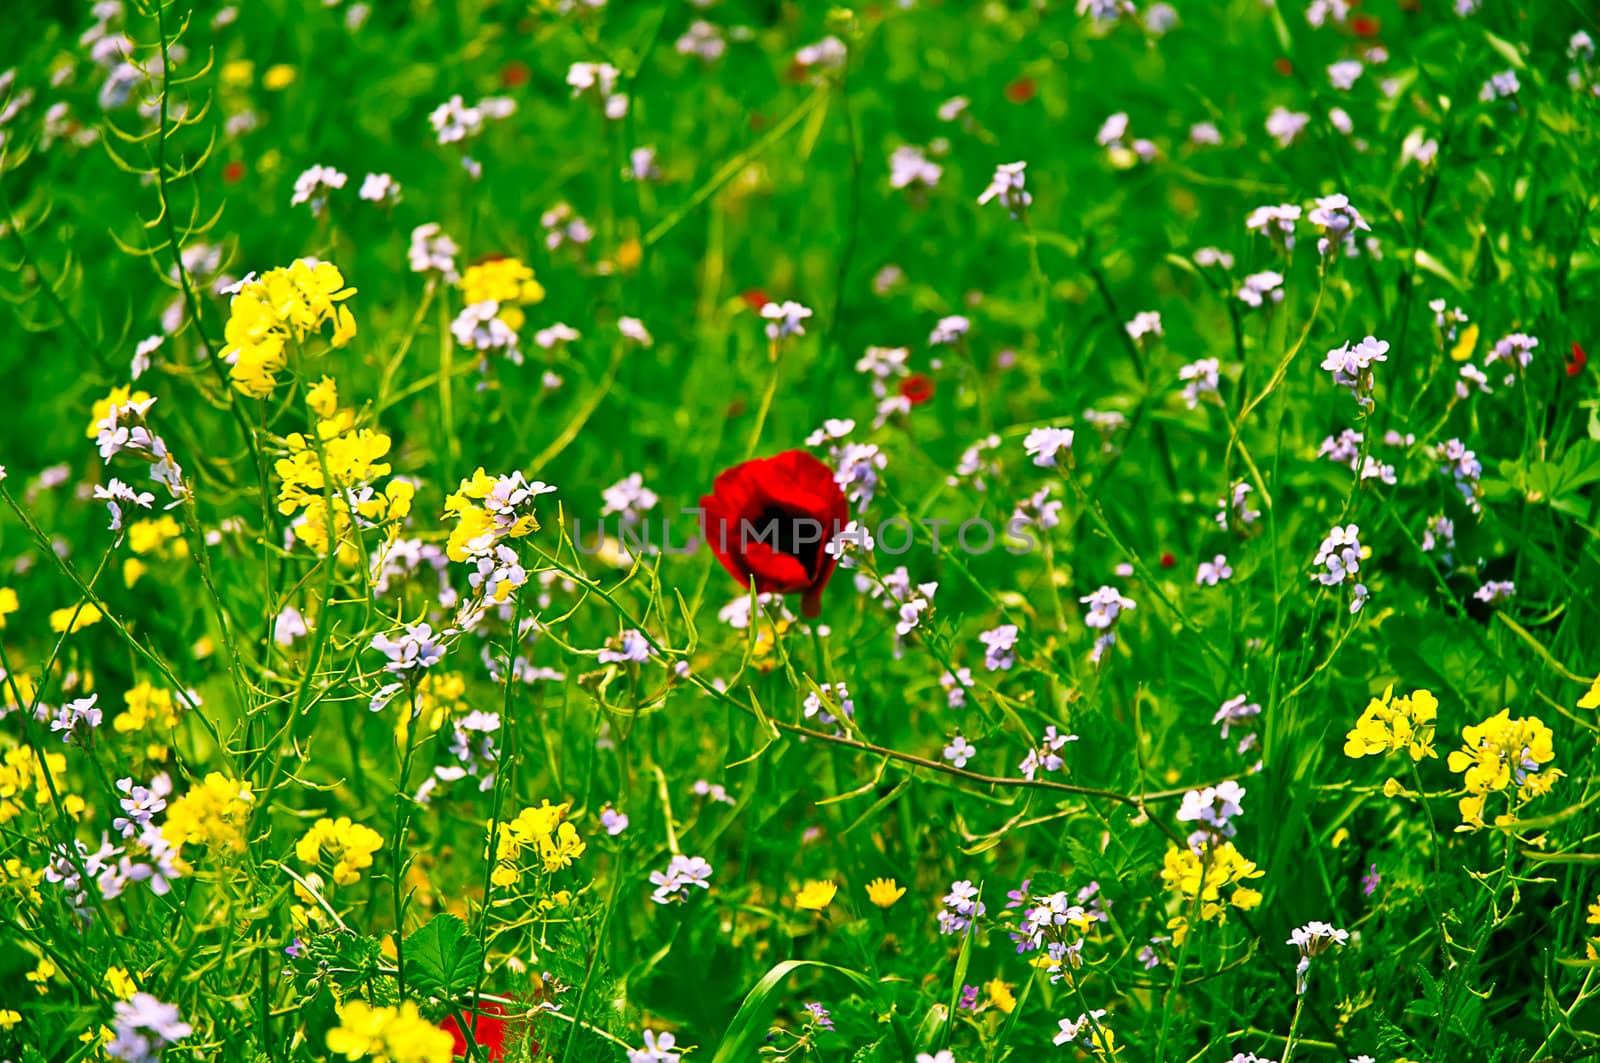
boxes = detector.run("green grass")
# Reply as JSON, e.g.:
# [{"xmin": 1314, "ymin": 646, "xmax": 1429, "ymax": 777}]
[{"xmin": 1, "ymin": 1, "xmax": 1599, "ymax": 1061}]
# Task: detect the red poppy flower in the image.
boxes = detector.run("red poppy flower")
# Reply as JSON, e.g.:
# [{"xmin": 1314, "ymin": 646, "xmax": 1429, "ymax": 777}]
[
  {"xmin": 439, "ymin": 1001, "xmax": 517, "ymax": 1060},
  {"xmin": 1159, "ymin": 551, "xmax": 1177, "ymax": 569},
  {"xmin": 700, "ymin": 450, "xmax": 849, "ymax": 618},
  {"xmin": 1004, "ymin": 76, "xmax": 1037, "ymax": 104},
  {"xmin": 740, "ymin": 288, "xmax": 771, "ymax": 312},
  {"xmin": 899, "ymin": 374, "xmax": 935, "ymax": 406},
  {"xmin": 1568, "ymin": 342, "xmax": 1588, "ymax": 377},
  {"xmin": 500, "ymin": 61, "xmax": 530, "ymax": 88},
  {"xmin": 222, "ymin": 160, "xmax": 246, "ymax": 184},
  {"xmin": 1351, "ymin": 14, "xmax": 1381, "ymax": 37},
  {"xmin": 1273, "ymin": 57, "xmax": 1294, "ymax": 76}
]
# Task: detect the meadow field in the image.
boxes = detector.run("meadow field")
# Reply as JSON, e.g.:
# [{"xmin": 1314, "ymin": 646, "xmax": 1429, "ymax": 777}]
[{"xmin": 1, "ymin": 0, "xmax": 1599, "ymax": 1060}]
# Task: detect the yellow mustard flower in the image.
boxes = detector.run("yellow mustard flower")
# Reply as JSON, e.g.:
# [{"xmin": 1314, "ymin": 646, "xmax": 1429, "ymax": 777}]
[
  {"xmin": 0, "ymin": 748, "xmax": 70, "ymax": 823},
  {"xmin": 326, "ymin": 1000, "xmax": 453, "ymax": 1063},
  {"xmin": 0, "ymin": 1009, "xmax": 19, "ymax": 1029},
  {"xmin": 1344, "ymin": 685, "xmax": 1438, "ymax": 762},
  {"xmin": 219, "ymin": 59, "xmax": 254, "ymax": 88},
  {"xmin": 0, "ymin": 587, "xmax": 17, "ymax": 628},
  {"xmin": 162, "ymin": 773, "xmax": 255, "ymax": 855},
  {"xmin": 297, "ymin": 817, "xmax": 384, "ymax": 887},
  {"xmin": 491, "ymin": 800, "xmax": 585, "ymax": 885},
  {"xmin": 984, "ymin": 978, "xmax": 1015, "ymax": 1013},
  {"xmin": 105, "ymin": 967, "xmax": 137, "ymax": 1001},
  {"xmin": 1161, "ymin": 840, "xmax": 1265, "ymax": 943},
  {"xmin": 1578, "ymin": 675, "xmax": 1600, "ymax": 710},
  {"xmin": 1447, "ymin": 708, "xmax": 1561, "ymax": 829},
  {"xmin": 114, "ymin": 681, "xmax": 183, "ymax": 734},
  {"xmin": 222, "ymin": 260, "xmax": 356, "ymax": 398},
  {"xmin": 262, "ymin": 64, "xmax": 297, "ymax": 91},
  {"xmin": 49, "ymin": 603, "xmax": 102, "ymax": 634},
  {"xmin": 458, "ymin": 257, "xmax": 545, "ymax": 332},
  {"xmin": 794, "ymin": 879, "xmax": 838, "ymax": 911},
  {"xmin": 25, "ymin": 957, "xmax": 56, "ymax": 994}
]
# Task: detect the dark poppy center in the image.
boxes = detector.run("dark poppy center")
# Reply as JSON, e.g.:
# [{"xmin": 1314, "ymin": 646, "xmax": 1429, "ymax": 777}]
[{"xmin": 753, "ymin": 504, "xmax": 825, "ymax": 576}]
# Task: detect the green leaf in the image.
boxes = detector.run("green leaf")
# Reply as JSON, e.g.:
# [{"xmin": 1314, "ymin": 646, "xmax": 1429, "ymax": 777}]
[
  {"xmin": 1481, "ymin": 29, "xmax": 1526, "ymax": 71},
  {"xmin": 404, "ymin": 913, "xmax": 485, "ymax": 1000},
  {"xmin": 710, "ymin": 960, "xmax": 876, "ymax": 1063}
]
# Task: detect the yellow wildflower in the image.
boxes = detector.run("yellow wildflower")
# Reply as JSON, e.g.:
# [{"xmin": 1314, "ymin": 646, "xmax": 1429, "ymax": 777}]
[
  {"xmin": 442, "ymin": 469, "xmax": 542, "ymax": 590},
  {"xmin": 0, "ymin": 587, "xmax": 17, "ymax": 627},
  {"xmin": 984, "ymin": 978, "xmax": 1015, "ymax": 1013},
  {"xmin": 458, "ymin": 257, "xmax": 544, "ymax": 332},
  {"xmin": 306, "ymin": 375, "xmax": 339, "ymax": 418},
  {"xmin": 127, "ymin": 515, "xmax": 187, "ymax": 557},
  {"xmin": 0, "ymin": 1009, "xmax": 19, "ymax": 1029},
  {"xmin": 492, "ymin": 800, "xmax": 584, "ymax": 885},
  {"xmin": 49, "ymin": 603, "xmax": 102, "ymax": 633},
  {"xmin": 222, "ymin": 260, "xmax": 356, "ymax": 398},
  {"xmin": 794, "ymin": 879, "xmax": 838, "ymax": 911},
  {"xmin": 864, "ymin": 877, "xmax": 906, "ymax": 908},
  {"xmin": 25, "ymin": 957, "xmax": 56, "ymax": 994},
  {"xmin": 162, "ymin": 773, "xmax": 254, "ymax": 855},
  {"xmin": 114, "ymin": 682, "xmax": 183, "ymax": 734},
  {"xmin": 1161, "ymin": 840, "xmax": 1265, "ymax": 942},
  {"xmin": 326, "ymin": 1000, "xmax": 453, "ymax": 1063},
  {"xmin": 0, "ymin": 747, "xmax": 70, "ymax": 823},
  {"xmin": 105, "ymin": 967, "xmax": 137, "ymax": 1000},
  {"xmin": 297, "ymin": 817, "xmax": 384, "ymax": 887},
  {"xmin": 1344, "ymin": 684, "xmax": 1438, "ymax": 762},
  {"xmin": 219, "ymin": 59, "xmax": 253, "ymax": 88},
  {"xmin": 2, "ymin": 859, "xmax": 44, "ymax": 904},
  {"xmin": 262, "ymin": 64, "xmax": 297, "ymax": 91},
  {"xmin": 1578, "ymin": 675, "xmax": 1600, "ymax": 710},
  {"xmin": 1447, "ymin": 708, "xmax": 1561, "ymax": 829}
]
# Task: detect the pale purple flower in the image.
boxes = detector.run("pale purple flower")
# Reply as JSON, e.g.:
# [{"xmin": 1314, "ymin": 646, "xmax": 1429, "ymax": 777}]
[
  {"xmin": 979, "ymin": 624, "xmax": 1019, "ymax": 671},
  {"xmin": 761, "ymin": 300, "xmax": 813, "ymax": 341},
  {"xmin": 107, "ymin": 994, "xmax": 193, "ymax": 1063},
  {"xmin": 1196, "ymin": 554, "xmax": 1232, "ymax": 586},
  {"xmin": 944, "ymin": 734, "xmax": 976, "ymax": 768},
  {"xmin": 598, "ymin": 629, "xmax": 652, "ymax": 664},
  {"xmin": 977, "ymin": 161, "xmax": 1031, "ymax": 216},
  {"xmin": 371, "ymin": 623, "xmax": 446, "ymax": 673},
  {"xmin": 1474, "ymin": 580, "xmax": 1515, "ymax": 605},
  {"xmin": 1024, "ymin": 426, "xmax": 1074, "ymax": 467}
]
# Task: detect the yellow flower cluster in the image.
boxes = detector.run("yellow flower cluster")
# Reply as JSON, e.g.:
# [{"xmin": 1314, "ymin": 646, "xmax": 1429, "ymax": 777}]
[
  {"xmin": 161, "ymin": 773, "xmax": 255, "ymax": 855},
  {"xmin": 1344, "ymin": 685, "xmax": 1438, "ymax": 762},
  {"xmin": 113, "ymin": 681, "xmax": 183, "ymax": 734},
  {"xmin": 0, "ymin": 748, "xmax": 83, "ymax": 823},
  {"xmin": 396, "ymin": 673, "xmax": 470, "ymax": 744},
  {"xmin": 222, "ymin": 260, "xmax": 357, "ymax": 398},
  {"xmin": 444, "ymin": 468, "xmax": 542, "ymax": 568},
  {"xmin": 326, "ymin": 1000, "xmax": 453, "ymax": 1063},
  {"xmin": 123, "ymin": 515, "xmax": 188, "ymax": 587},
  {"xmin": 274, "ymin": 377, "xmax": 414, "ymax": 559},
  {"xmin": 490, "ymin": 800, "xmax": 585, "ymax": 886},
  {"xmin": 1160, "ymin": 840, "xmax": 1264, "ymax": 945},
  {"xmin": 296, "ymin": 816, "xmax": 384, "ymax": 887},
  {"xmin": 2, "ymin": 858, "xmax": 45, "ymax": 904},
  {"xmin": 1447, "ymin": 708, "xmax": 1562, "ymax": 829},
  {"xmin": 458, "ymin": 257, "xmax": 545, "ymax": 332}
]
